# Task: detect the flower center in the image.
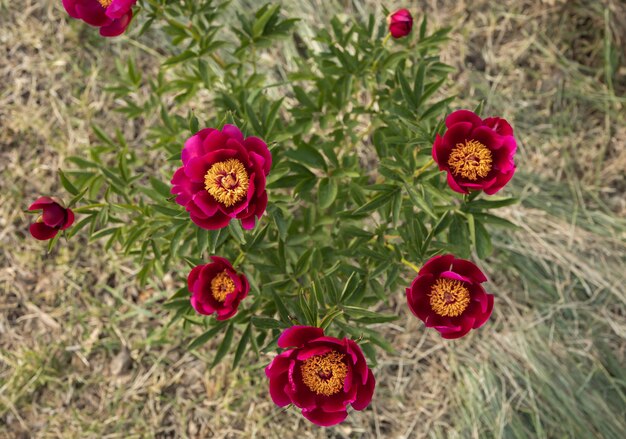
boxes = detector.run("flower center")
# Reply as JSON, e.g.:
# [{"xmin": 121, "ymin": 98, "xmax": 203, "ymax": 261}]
[
  {"xmin": 448, "ymin": 140, "xmax": 493, "ymax": 181},
  {"xmin": 429, "ymin": 278, "xmax": 471, "ymax": 317},
  {"xmin": 97, "ymin": 0, "xmax": 113, "ymax": 7},
  {"xmin": 204, "ymin": 159, "xmax": 249, "ymax": 207},
  {"xmin": 210, "ymin": 271, "xmax": 236, "ymax": 302},
  {"xmin": 300, "ymin": 351, "xmax": 348, "ymax": 396}
]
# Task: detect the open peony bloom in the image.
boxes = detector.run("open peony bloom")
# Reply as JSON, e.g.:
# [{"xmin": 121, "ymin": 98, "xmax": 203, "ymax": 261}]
[
  {"xmin": 62, "ymin": 0, "xmax": 136, "ymax": 37},
  {"xmin": 28, "ymin": 197, "xmax": 75, "ymax": 241},
  {"xmin": 388, "ymin": 9, "xmax": 413, "ymax": 39},
  {"xmin": 187, "ymin": 256, "xmax": 250, "ymax": 320},
  {"xmin": 406, "ymin": 254, "xmax": 494, "ymax": 339},
  {"xmin": 433, "ymin": 110, "xmax": 517, "ymax": 195},
  {"xmin": 266, "ymin": 326, "xmax": 375, "ymax": 427},
  {"xmin": 171, "ymin": 125, "xmax": 271, "ymax": 230}
]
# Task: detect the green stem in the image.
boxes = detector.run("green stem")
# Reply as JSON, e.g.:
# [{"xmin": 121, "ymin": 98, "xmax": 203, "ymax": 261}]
[
  {"xmin": 382, "ymin": 33, "xmax": 392, "ymax": 47},
  {"xmin": 413, "ymin": 158, "xmax": 435, "ymax": 178},
  {"xmin": 401, "ymin": 258, "xmax": 421, "ymax": 274}
]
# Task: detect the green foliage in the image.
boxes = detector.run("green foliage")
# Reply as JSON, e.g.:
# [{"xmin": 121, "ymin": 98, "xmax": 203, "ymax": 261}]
[{"xmin": 59, "ymin": 1, "xmax": 517, "ymax": 367}]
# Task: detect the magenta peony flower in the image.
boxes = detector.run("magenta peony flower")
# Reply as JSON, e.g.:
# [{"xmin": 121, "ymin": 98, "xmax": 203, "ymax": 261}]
[
  {"xmin": 171, "ymin": 125, "xmax": 271, "ymax": 230},
  {"xmin": 406, "ymin": 254, "xmax": 494, "ymax": 339},
  {"xmin": 266, "ymin": 326, "xmax": 375, "ymax": 427},
  {"xmin": 388, "ymin": 9, "xmax": 413, "ymax": 39},
  {"xmin": 28, "ymin": 197, "xmax": 75, "ymax": 241},
  {"xmin": 62, "ymin": 0, "xmax": 136, "ymax": 37},
  {"xmin": 187, "ymin": 256, "xmax": 250, "ymax": 320},
  {"xmin": 432, "ymin": 110, "xmax": 517, "ymax": 195}
]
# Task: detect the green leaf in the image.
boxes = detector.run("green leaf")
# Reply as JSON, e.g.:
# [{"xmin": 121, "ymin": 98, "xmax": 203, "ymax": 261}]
[
  {"xmin": 211, "ymin": 323, "xmax": 235, "ymax": 369},
  {"xmin": 228, "ymin": 220, "xmax": 246, "ymax": 244},
  {"xmin": 149, "ymin": 177, "xmax": 172, "ymax": 198},
  {"xmin": 58, "ymin": 169, "xmax": 79, "ymax": 196},
  {"xmin": 465, "ymin": 197, "xmax": 520, "ymax": 211},
  {"xmin": 251, "ymin": 316, "xmax": 286, "ymax": 329},
  {"xmin": 353, "ymin": 189, "xmax": 398, "ymax": 215},
  {"xmin": 253, "ymin": 4, "xmax": 280, "ymax": 37},
  {"xmin": 318, "ymin": 177, "xmax": 338, "ymax": 209},
  {"xmin": 233, "ymin": 324, "xmax": 252, "ymax": 368},
  {"xmin": 475, "ymin": 220, "xmax": 493, "ymax": 258},
  {"xmin": 285, "ymin": 144, "xmax": 327, "ymax": 170},
  {"xmin": 187, "ymin": 322, "xmax": 226, "ymax": 350}
]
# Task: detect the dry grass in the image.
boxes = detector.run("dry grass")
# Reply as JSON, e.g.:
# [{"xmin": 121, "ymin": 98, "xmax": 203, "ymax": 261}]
[{"xmin": 1, "ymin": 0, "xmax": 625, "ymax": 438}]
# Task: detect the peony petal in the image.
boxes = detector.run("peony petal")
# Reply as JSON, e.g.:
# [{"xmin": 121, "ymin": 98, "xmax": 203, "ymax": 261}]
[
  {"xmin": 222, "ymin": 124, "xmax": 244, "ymax": 142},
  {"xmin": 445, "ymin": 110, "xmax": 482, "ymax": 128},
  {"xmin": 301, "ymin": 408, "xmax": 348, "ymax": 427},
  {"xmin": 268, "ymin": 372, "xmax": 292, "ymax": 407},
  {"xmin": 42, "ymin": 203, "xmax": 67, "ymax": 228},
  {"xmin": 483, "ymin": 170, "xmax": 515, "ymax": 195},
  {"xmin": 75, "ymin": 1, "xmax": 111, "ymax": 26},
  {"xmin": 446, "ymin": 171, "xmax": 469, "ymax": 194},
  {"xmin": 106, "ymin": 0, "xmax": 136, "ymax": 19},
  {"xmin": 181, "ymin": 136, "xmax": 204, "ymax": 167},
  {"xmin": 471, "ymin": 126, "xmax": 503, "ymax": 150},
  {"xmin": 184, "ymin": 156, "xmax": 212, "ymax": 183},
  {"xmin": 407, "ymin": 274, "xmax": 435, "ymax": 320},
  {"xmin": 28, "ymin": 197, "xmax": 55, "ymax": 211},
  {"xmin": 441, "ymin": 314, "xmax": 475, "ymax": 339},
  {"xmin": 345, "ymin": 339, "xmax": 368, "ymax": 383},
  {"xmin": 202, "ymin": 129, "xmax": 229, "ymax": 153},
  {"xmin": 62, "ymin": 0, "xmax": 80, "ymax": 17},
  {"xmin": 265, "ymin": 351, "xmax": 294, "ymax": 378},
  {"xmin": 296, "ymin": 345, "xmax": 333, "ymax": 361},
  {"xmin": 187, "ymin": 265, "xmax": 204, "ymax": 292},
  {"xmin": 483, "ymin": 117, "xmax": 513, "ymax": 136},
  {"xmin": 223, "ymin": 138, "xmax": 251, "ymax": 161},
  {"xmin": 277, "ymin": 326, "xmax": 324, "ymax": 349},
  {"xmin": 432, "ymin": 134, "xmax": 444, "ymax": 164},
  {"xmin": 189, "ymin": 209, "xmax": 232, "ymax": 230},
  {"xmin": 351, "ymin": 369, "xmax": 375, "ymax": 410},
  {"xmin": 440, "ymin": 270, "xmax": 474, "ymax": 284},
  {"xmin": 29, "ymin": 222, "xmax": 59, "ymax": 241},
  {"xmin": 244, "ymin": 136, "xmax": 272, "ymax": 175},
  {"xmin": 452, "ymin": 258, "xmax": 487, "ymax": 283},
  {"xmin": 193, "ymin": 191, "xmax": 220, "ymax": 217},
  {"xmin": 419, "ymin": 254, "xmax": 454, "ymax": 276},
  {"xmin": 99, "ymin": 12, "xmax": 132, "ymax": 37},
  {"xmin": 61, "ymin": 208, "xmax": 75, "ymax": 230},
  {"xmin": 441, "ymin": 122, "xmax": 474, "ymax": 159},
  {"xmin": 287, "ymin": 362, "xmax": 317, "ymax": 410},
  {"xmin": 240, "ymin": 213, "xmax": 257, "ymax": 230},
  {"xmin": 216, "ymin": 306, "xmax": 237, "ymax": 320},
  {"xmin": 472, "ymin": 294, "xmax": 494, "ymax": 328},
  {"xmin": 190, "ymin": 295, "xmax": 216, "ymax": 315}
]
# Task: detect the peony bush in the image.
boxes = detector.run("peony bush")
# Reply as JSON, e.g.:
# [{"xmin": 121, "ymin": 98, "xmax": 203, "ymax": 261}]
[{"xmin": 32, "ymin": 1, "xmax": 519, "ymax": 427}]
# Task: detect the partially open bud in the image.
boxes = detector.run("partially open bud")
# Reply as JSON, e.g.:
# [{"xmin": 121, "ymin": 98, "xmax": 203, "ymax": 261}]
[
  {"xmin": 28, "ymin": 197, "xmax": 74, "ymax": 241},
  {"xmin": 388, "ymin": 9, "xmax": 413, "ymax": 39}
]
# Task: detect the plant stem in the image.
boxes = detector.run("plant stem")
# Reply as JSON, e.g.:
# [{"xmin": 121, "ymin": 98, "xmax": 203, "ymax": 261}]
[
  {"xmin": 413, "ymin": 158, "xmax": 435, "ymax": 178},
  {"xmin": 401, "ymin": 258, "xmax": 421, "ymax": 274}
]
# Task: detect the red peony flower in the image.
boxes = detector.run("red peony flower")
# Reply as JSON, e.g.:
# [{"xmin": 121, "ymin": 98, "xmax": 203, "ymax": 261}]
[
  {"xmin": 388, "ymin": 9, "xmax": 413, "ymax": 39},
  {"xmin": 28, "ymin": 197, "xmax": 75, "ymax": 241},
  {"xmin": 62, "ymin": 0, "xmax": 136, "ymax": 37},
  {"xmin": 265, "ymin": 326, "xmax": 375, "ymax": 427},
  {"xmin": 406, "ymin": 254, "xmax": 494, "ymax": 339},
  {"xmin": 187, "ymin": 256, "xmax": 250, "ymax": 320},
  {"xmin": 171, "ymin": 125, "xmax": 271, "ymax": 230},
  {"xmin": 432, "ymin": 110, "xmax": 517, "ymax": 195}
]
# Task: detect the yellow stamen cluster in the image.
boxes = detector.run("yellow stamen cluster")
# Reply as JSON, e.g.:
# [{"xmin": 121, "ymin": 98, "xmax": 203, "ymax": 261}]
[
  {"xmin": 301, "ymin": 351, "xmax": 348, "ymax": 396},
  {"xmin": 210, "ymin": 271, "xmax": 236, "ymax": 302},
  {"xmin": 429, "ymin": 278, "xmax": 471, "ymax": 317},
  {"xmin": 204, "ymin": 159, "xmax": 249, "ymax": 207},
  {"xmin": 98, "ymin": 0, "xmax": 113, "ymax": 7},
  {"xmin": 448, "ymin": 139, "xmax": 493, "ymax": 180}
]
